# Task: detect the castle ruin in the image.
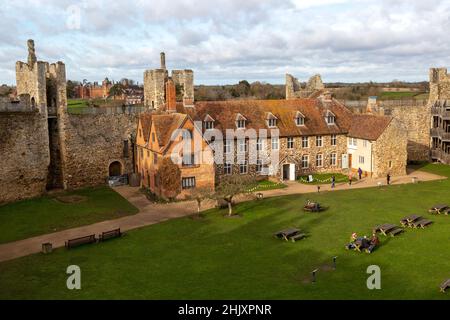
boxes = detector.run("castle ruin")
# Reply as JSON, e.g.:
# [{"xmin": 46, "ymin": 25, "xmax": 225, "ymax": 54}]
[
  {"xmin": 286, "ymin": 73, "xmax": 325, "ymax": 99},
  {"xmin": 143, "ymin": 52, "xmax": 194, "ymax": 109}
]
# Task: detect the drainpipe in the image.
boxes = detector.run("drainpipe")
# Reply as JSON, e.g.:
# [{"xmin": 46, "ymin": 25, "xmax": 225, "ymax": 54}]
[{"xmin": 370, "ymin": 142, "xmax": 373, "ymax": 178}]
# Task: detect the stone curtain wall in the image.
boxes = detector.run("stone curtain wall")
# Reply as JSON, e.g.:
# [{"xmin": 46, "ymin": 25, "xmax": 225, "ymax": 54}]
[
  {"xmin": 0, "ymin": 113, "xmax": 49, "ymax": 204},
  {"xmin": 372, "ymin": 119, "xmax": 408, "ymax": 178},
  {"xmin": 61, "ymin": 113, "xmax": 139, "ymax": 189},
  {"xmin": 380, "ymin": 103, "xmax": 431, "ymax": 162}
]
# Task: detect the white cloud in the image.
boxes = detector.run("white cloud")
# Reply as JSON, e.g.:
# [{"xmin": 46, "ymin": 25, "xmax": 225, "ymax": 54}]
[{"xmin": 0, "ymin": 0, "xmax": 449, "ymax": 85}]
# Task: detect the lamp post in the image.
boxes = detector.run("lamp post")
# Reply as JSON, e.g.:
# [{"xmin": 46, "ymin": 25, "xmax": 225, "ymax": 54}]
[
  {"xmin": 333, "ymin": 256, "xmax": 338, "ymax": 270},
  {"xmin": 312, "ymin": 269, "xmax": 318, "ymax": 283}
]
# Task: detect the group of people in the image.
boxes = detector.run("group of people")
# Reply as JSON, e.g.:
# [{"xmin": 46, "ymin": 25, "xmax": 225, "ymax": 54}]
[
  {"xmin": 346, "ymin": 232, "xmax": 380, "ymax": 253},
  {"xmin": 330, "ymin": 168, "xmax": 392, "ymax": 189}
]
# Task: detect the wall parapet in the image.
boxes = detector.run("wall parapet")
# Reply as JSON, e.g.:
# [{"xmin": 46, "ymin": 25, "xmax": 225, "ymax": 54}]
[
  {"xmin": 67, "ymin": 105, "xmax": 148, "ymax": 115},
  {"xmin": 0, "ymin": 94, "xmax": 37, "ymax": 113}
]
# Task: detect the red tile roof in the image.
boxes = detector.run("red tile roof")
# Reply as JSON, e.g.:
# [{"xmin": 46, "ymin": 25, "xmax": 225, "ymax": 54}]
[
  {"xmin": 179, "ymin": 99, "xmax": 353, "ymax": 137},
  {"xmin": 348, "ymin": 114, "xmax": 392, "ymax": 141}
]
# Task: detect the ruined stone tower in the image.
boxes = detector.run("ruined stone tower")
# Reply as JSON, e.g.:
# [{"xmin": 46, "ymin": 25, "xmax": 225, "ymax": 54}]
[
  {"xmin": 429, "ymin": 68, "xmax": 450, "ymax": 102},
  {"xmin": 1, "ymin": 40, "xmax": 68, "ymax": 203},
  {"xmin": 286, "ymin": 73, "xmax": 324, "ymax": 99},
  {"xmin": 143, "ymin": 52, "xmax": 194, "ymax": 109}
]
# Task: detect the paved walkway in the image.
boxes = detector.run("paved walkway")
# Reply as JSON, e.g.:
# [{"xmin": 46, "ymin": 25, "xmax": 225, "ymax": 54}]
[{"xmin": 0, "ymin": 168, "xmax": 444, "ymax": 263}]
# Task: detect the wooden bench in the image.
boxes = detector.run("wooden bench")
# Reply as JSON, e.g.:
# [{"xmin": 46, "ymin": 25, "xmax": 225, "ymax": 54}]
[
  {"xmin": 412, "ymin": 219, "xmax": 433, "ymax": 229},
  {"xmin": 440, "ymin": 279, "xmax": 450, "ymax": 293},
  {"xmin": 388, "ymin": 228, "xmax": 404, "ymax": 237},
  {"xmin": 290, "ymin": 233, "xmax": 306, "ymax": 242},
  {"xmin": 65, "ymin": 234, "xmax": 96, "ymax": 249},
  {"xmin": 99, "ymin": 228, "xmax": 122, "ymax": 242}
]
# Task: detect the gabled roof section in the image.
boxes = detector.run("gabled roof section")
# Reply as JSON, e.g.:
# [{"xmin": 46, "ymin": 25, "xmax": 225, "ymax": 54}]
[
  {"xmin": 139, "ymin": 113, "xmax": 153, "ymax": 142},
  {"xmin": 295, "ymin": 111, "xmax": 306, "ymax": 119},
  {"xmin": 265, "ymin": 112, "xmax": 278, "ymax": 120},
  {"xmin": 204, "ymin": 114, "xmax": 215, "ymax": 122},
  {"xmin": 348, "ymin": 114, "xmax": 392, "ymax": 141},
  {"xmin": 235, "ymin": 113, "xmax": 247, "ymax": 121},
  {"xmin": 151, "ymin": 113, "xmax": 188, "ymax": 151}
]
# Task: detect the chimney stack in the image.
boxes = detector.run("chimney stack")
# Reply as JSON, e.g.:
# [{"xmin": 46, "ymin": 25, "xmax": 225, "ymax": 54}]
[
  {"xmin": 165, "ymin": 78, "xmax": 176, "ymax": 112},
  {"xmin": 160, "ymin": 52, "xmax": 166, "ymax": 70}
]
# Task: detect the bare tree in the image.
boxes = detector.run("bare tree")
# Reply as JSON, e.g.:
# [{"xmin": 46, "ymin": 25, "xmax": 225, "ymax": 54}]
[
  {"xmin": 213, "ymin": 175, "xmax": 256, "ymax": 216},
  {"xmin": 188, "ymin": 186, "xmax": 214, "ymax": 216}
]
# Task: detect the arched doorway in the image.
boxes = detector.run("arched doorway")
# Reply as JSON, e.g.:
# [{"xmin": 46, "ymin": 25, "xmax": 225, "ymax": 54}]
[{"xmin": 109, "ymin": 161, "xmax": 122, "ymax": 177}]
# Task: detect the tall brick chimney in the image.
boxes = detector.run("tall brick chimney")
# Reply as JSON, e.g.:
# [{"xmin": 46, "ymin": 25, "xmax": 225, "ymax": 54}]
[
  {"xmin": 165, "ymin": 78, "xmax": 176, "ymax": 112},
  {"xmin": 160, "ymin": 52, "xmax": 166, "ymax": 70}
]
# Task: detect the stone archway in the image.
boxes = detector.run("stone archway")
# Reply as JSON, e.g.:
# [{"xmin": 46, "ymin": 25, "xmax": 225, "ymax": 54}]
[{"xmin": 109, "ymin": 161, "xmax": 123, "ymax": 177}]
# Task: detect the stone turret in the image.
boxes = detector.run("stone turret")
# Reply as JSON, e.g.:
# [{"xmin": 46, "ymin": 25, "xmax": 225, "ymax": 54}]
[
  {"xmin": 286, "ymin": 73, "xmax": 324, "ymax": 99},
  {"xmin": 429, "ymin": 68, "xmax": 450, "ymax": 102}
]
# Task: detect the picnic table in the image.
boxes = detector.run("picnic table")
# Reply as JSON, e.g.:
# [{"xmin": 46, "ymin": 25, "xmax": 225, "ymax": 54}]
[
  {"xmin": 373, "ymin": 224, "xmax": 403, "ymax": 237},
  {"xmin": 400, "ymin": 214, "xmax": 422, "ymax": 227},
  {"xmin": 429, "ymin": 204, "xmax": 449, "ymax": 215},
  {"xmin": 354, "ymin": 238, "xmax": 371, "ymax": 252},
  {"xmin": 274, "ymin": 228, "xmax": 305, "ymax": 242}
]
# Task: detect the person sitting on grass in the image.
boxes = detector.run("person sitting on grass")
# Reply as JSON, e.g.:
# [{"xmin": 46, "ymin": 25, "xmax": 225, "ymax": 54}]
[
  {"xmin": 366, "ymin": 233, "xmax": 380, "ymax": 254},
  {"xmin": 346, "ymin": 232, "xmax": 358, "ymax": 250}
]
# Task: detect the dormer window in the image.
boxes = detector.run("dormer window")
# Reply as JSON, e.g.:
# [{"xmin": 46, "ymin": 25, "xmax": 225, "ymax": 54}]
[
  {"xmin": 236, "ymin": 113, "xmax": 247, "ymax": 129},
  {"xmin": 204, "ymin": 114, "xmax": 215, "ymax": 130},
  {"xmin": 266, "ymin": 112, "xmax": 278, "ymax": 128},
  {"xmin": 325, "ymin": 111, "xmax": 336, "ymax": 125},
  {"xmin": 295, "ymin": 111, "xmax": 305, "ymax": 126}
]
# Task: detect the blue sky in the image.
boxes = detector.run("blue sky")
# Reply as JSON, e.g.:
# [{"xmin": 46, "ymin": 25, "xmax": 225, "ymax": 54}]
[{"xmin": 1, "ymin": 0, "xmax": 450, "ymax": 85}]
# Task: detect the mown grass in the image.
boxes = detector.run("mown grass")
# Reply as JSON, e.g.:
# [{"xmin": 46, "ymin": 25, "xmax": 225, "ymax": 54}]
[
  {"xmin": 0, "ymin": 187, "xmax": 138, "ymax": 244},
  {"xmin": 0, "ymin": 164, "xmax": 449, "ymax": 299}
]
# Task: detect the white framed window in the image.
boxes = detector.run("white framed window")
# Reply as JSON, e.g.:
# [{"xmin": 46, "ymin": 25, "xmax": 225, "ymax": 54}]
[
  {"xmin": 326, "ymin": 114, "xmax": 335, "ymax": 125},
  {"xmin": 224, "ymin": 163, "xmax": 232, "ymax": 175},
  {"xmin": 331, "ymin": 134, "xmax": 337, "ymax": 146},
  {"xmin": 204, "ymin": 121, "xmax": 214, "ymax": 130},
  {"xmin": 182, "ymin": 177, "xmax": 196, "ymax": 189},
  {"xmin": 256, "ymin": 138, "xmax": 264, "ymax": 151},
  {"xmin": 239, "ymin": 161, "xmax": 248, "ymax": 174},
  {"xmin": 302, "ymin": 136, "xmax": 309, "ymax": 148},
  {"xmin": 267, "ymin": 118, "xmax": 277, "ymax": 128},
  {"xmin": 238, "ymin": 139, "xmax": 247, "ymax": 153},
  {"xmin": 224, "ymin": 140, "xmax": 231, "ymax": 154},
  {"xmin": 316, "ymin": 154, "xmax": 323, "ymax": 167},
  {"xmin": 287, "ymin": 137, "xmax": 294, "ymax": 149},
  {"xmin": 236, "ymin": 119, "xmax": 246, "ymax": 129},
  {"xmin": 330, "ymin": 153, "xmax": 337, "ymax": 166},
  {"xmin": 271, "ymin": 137, "xmax": 279, "ymax": 150},
  {"xmin": 301, "ymin": 155, "xmax": 309, "ymax": 169},
  {"xmin": 296, "ymin": 116, "xmax": 305, "ymax": 126},
  {"xmin": 349, "ymin": 138, "xmax": 358, "ymax": 146},
  {"xmin": 256, "ymin": 159, "xmax": 263, "ymax": 173},
  {"xmin": 359, "ymin": 156, "xmax": 365, "ymax": 164},
  {"xmin": 316, "ymin": 136, "xmax": 323, "ymax": 147}
]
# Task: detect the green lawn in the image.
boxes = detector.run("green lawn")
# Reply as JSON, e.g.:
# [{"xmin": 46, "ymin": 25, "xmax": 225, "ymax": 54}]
[
  {"xmin": 0, "ymin": 187, "xmax": 138, "ymax": 244},
  {"xmin": 378, "ymin": 91, "xmax": 427, "ymax": 100},
  {"xmin": 298, "ymin": 173, "xmax": 354, "ymax": 185},
  {"xmin": 1, "ymin": 165, "xmax": 450, "ymax": 299}
]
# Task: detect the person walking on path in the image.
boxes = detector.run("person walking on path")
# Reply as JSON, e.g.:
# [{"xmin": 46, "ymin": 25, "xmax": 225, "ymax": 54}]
[
  {"xmin": 387, "ymin": 173, "xmax": 391, "ymax": 185},
  {"xmin": 348, "ymin": 172, "xmax": 353, "ymax": 186},
  {"xmin": 331, "ymin": 175, "xmax": 336, "ymax": 189},
  {"xmin": 358, "ymin": 167, "xmax": 363, "ymax": 180}
]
